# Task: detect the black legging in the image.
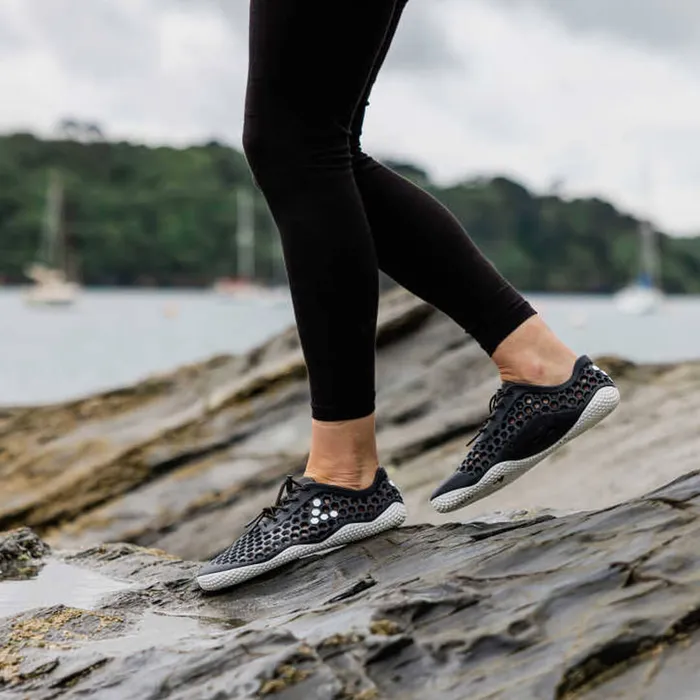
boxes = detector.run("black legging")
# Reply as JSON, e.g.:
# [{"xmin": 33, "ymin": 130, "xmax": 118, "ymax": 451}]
[{"xmin": 243, "ymin": 0, "xmax": 536, "ymax": 421}]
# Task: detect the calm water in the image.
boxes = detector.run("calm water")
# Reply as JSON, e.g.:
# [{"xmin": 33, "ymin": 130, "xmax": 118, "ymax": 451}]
[{"xmin": 1, "ymin": 288, "xmax": 698, "ymax": 405}]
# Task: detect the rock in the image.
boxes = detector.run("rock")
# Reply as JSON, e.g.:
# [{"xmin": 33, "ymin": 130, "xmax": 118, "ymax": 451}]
[
  {"xmin": 0, "ymin": 289, "xmax": 492, "ymax": 558},
  {"xmin": 2, "ymin": 288, "xmax": 699, "ymax": 564},
  {"xmin": 0, "ymin": 529, "xmax": 50, "ymax": 581},
  {"xmin": 1, "ymin": 470, "xmax": 700, "ymax": 698},
  {"xmin": 2, "ymin": 287, "xmax": 700, "ymax": 697}
]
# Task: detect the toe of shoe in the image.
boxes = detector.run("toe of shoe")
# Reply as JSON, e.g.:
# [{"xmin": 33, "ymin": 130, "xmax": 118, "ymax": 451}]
[
  {"xmin": 431, "ymin": 471, "xmax": 479, "ymax": 500},
  {"xmin": 197, "ymin": 558, "xmax": 236, "ymax": 579}
]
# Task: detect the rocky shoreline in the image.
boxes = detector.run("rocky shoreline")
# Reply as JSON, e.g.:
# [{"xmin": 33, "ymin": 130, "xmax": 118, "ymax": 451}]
[
  {"xmin": 2, "ymin": 468, "xmax": 699, "ymax": 698},
  {"xmin": 1, "ymin": 288, "xmax": 700, "ymax": 698}
]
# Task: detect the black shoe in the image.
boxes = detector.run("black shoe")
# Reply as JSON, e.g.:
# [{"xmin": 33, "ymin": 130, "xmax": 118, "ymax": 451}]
[
  {"xmin": 431, "ymin": 356, "xmax": 620, "ymax": 513},
  {"xmin": 197, "ymin": 468, "xmax": 406, "ymax": 591}
]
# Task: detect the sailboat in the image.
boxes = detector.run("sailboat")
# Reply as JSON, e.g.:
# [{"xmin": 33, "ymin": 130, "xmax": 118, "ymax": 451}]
[
  {"xmin": 213, "ymin": 186, "xmax": 287, "ymax": 302},
  {"xmin": 213, "ymin": 187, "xmax": 257, "ymax": 297},
  {"xmin": 614, "ymin": 220, "xmax": 663, "ymax": 315},
  {"xmin": 24, "ymin": 169, "xmax": 80, "ymax": 306}
]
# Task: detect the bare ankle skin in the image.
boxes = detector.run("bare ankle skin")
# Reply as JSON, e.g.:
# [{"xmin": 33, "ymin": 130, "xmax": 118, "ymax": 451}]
[
  {"xmin": 492, "ymin": 315, "xmax": 577, "ymax": 386},
  {"xmin": 304, "ymin": 413, "xmax": 379, "ymax": 490}
]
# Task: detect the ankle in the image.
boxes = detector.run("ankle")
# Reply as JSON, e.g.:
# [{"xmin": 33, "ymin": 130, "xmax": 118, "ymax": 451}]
[
  {"xmin": 305, "ymin": 458, "xmax": 378, "ymax": 490},
  {"xmin": 305, "ymin": 414, "xmax": 379, "ymax": 490},
  {"xmin": 492, "ymin": 316, "xmax": 576, "ymax": 386},
  {"xmin": 497, "ymin": 352, "xmax": 573, "ymax": 385}
]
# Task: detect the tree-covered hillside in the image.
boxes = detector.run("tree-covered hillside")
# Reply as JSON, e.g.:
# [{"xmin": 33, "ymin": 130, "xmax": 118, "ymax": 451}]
[{"xmin": 1, "ymin": 132, "xmax": 699, "ymax": 292}]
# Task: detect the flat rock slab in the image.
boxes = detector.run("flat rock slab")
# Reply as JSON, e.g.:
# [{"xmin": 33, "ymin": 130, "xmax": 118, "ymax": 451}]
[{"xmin": 1, "ymin": 469, "xmax": 700, "ymax": 699}]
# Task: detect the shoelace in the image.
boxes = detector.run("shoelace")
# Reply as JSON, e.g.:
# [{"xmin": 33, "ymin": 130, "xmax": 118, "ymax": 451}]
[
  {"xmin": 246, "ymin": 475, "xmax": 307, "ymax": 530},
  {"xmin": 466, "ymin": 386, "xmax": 508, "ymax": 448}
]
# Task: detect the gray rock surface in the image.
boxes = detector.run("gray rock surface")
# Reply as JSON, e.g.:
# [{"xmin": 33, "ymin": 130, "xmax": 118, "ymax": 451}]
[
  {"xmin": 1, "ymin": 470, "xmax": 699, "ymax": 699},
  {"xmin": 2, "ymin": 289, "xmax": 699, "ymax": 564},
  {"xmin": 2, "ymin": 288, "xmax": 700, "ymax": 698}
]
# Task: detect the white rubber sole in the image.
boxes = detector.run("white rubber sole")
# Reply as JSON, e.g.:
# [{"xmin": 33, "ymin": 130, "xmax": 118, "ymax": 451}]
[
  {"xmin": 431, "ymin": 385, "xmax": 621, "ymax": 514},
  {"xmin": 196, "ymin": 501, "xmax": 407, "ymax": 592}
]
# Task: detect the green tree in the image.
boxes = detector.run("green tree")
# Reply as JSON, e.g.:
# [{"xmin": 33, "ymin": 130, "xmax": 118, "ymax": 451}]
[{"xmin": 1, "ymin": 132, "xmax": 699, "ymax": 292}]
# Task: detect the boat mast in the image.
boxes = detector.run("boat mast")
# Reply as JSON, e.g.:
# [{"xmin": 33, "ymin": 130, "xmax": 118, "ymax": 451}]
[
  {"xmin": 636, "ymin": 159, "xmax": 659, "ymax": 289},
  {"xmin": 638, "ymin": 220, "xmax": 658, "ymax": 288},
  {"xmin": 236, "ymin": 186, "xmax": 255, "ymax": 281},
  {"xmin": 43, "ymin": 169, "xmax": 64, "ymax": 270}
]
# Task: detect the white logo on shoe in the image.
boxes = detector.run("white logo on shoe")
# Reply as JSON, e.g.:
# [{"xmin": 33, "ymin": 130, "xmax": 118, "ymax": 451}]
[{"xmin": 309, "ymin": 499, "xmax": 339, "ymax": 525}]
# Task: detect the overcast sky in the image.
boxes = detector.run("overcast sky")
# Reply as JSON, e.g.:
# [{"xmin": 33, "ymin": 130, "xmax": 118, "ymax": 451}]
[{"xmin": 2, "ymin": 0, "xmax": 700, "ymax": 234}]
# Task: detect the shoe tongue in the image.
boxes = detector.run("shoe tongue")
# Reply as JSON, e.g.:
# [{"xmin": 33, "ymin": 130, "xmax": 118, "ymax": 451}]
[{"xmin": 295, "ymin": 476, "xmax": 316, "ymax": 486}]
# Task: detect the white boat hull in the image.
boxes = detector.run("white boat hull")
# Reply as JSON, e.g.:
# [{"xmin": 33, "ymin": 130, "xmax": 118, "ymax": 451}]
[
  {"xmin": 614, "ymin": 285, "xmax": 663, "ymax": 315},
  {"xmin": 24, "ymin": 281, "xmax": 79, "ymax": 306}
]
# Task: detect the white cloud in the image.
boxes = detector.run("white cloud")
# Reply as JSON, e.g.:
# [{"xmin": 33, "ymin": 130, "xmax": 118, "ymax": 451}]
[
  {"xmin": 368, "ymin": 0, "xmax": 700, "ymax": 234},
  {"xmin": 494, "ymin": 0, "xmax": 700, "ymax": 54},
  {"xmin": 1, "ymin": 0, "xmax": 700, "ymax": 234}
]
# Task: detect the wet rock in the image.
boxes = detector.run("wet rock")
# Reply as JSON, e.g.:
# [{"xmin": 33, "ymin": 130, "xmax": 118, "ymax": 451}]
[
  {"xmin": 2, "ymin": 288, "xmax": 700, "ymax": 697},
  {"xmin": 0, "ymin": 470, "xmax": 699, "ymax": 698},
  {"xmin": 0, "ymin": 528, "xmax": 50, "ymax": 581}
]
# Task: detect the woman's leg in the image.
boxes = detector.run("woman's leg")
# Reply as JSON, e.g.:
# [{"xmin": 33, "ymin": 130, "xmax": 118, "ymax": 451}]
[
  {"xmin": 196, "ymin": 1, "xmax": 412, "ymax": 592},
  {"xmin": 243, "ymin": 0, "xmax": 401, "ymax": 488},
  {"xmin": 342, "ymin": 2, "xmax": 617, "ymax": 517},
  {"xmin": 348, "ymin": 3, "xmax": 575, "ymax": 383}
]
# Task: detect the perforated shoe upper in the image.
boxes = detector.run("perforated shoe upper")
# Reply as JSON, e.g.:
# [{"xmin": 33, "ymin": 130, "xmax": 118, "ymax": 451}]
[
  {"xmin": 200, "ymin": 468, "xmax": 403, "ymax": 575},
  {"xmin": 432, "ymin": 357, "xmax": 616, "ymax": 498}
]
